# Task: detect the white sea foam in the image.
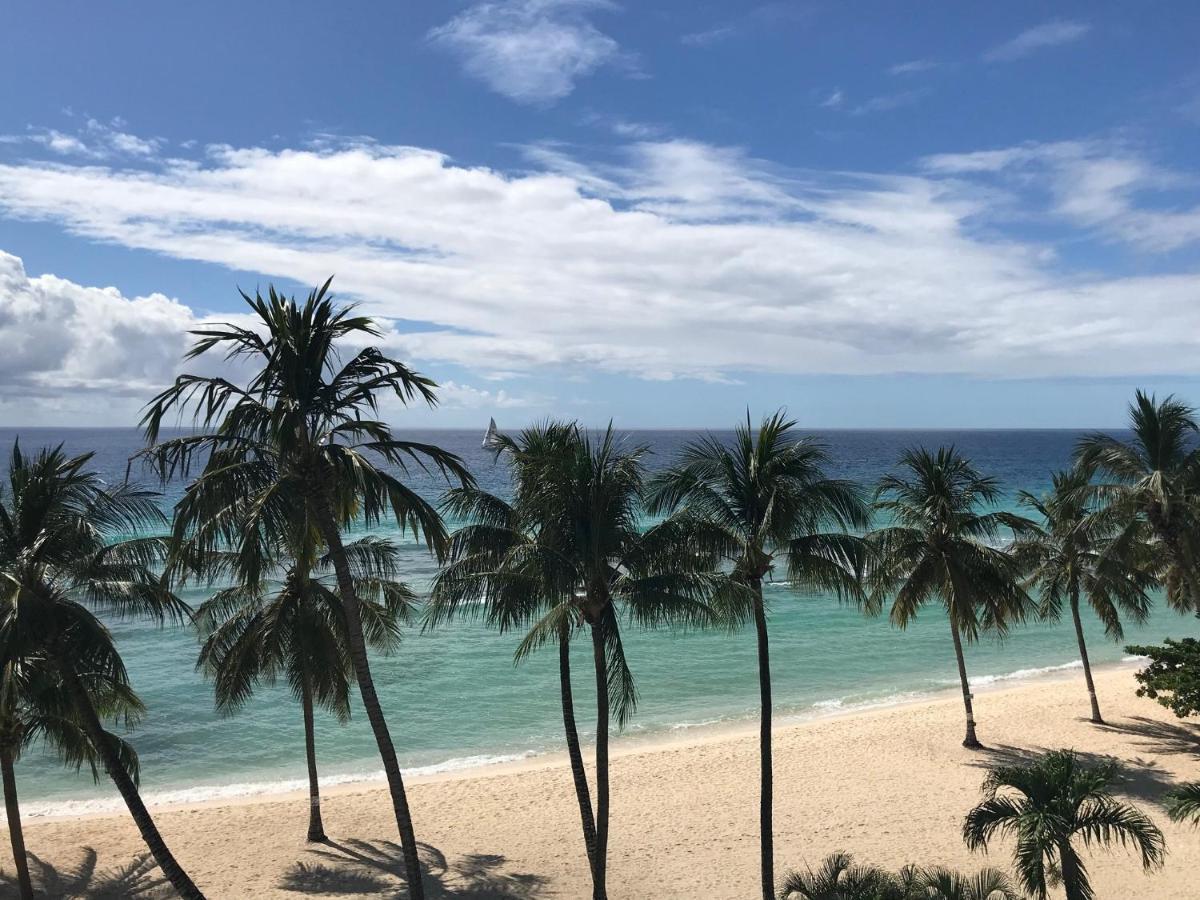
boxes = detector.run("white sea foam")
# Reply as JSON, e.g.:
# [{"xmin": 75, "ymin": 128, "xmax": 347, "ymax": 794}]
[{"xmin": 23, "ymin": 750, "xmax": 541, "ymax": 820}]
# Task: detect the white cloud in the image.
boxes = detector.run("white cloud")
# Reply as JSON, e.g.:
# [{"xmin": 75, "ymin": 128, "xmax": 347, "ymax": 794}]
[
  {"xmin": 681, "ymin": 26, "xmax": 735, "ymax": 47},
  {"xmin": 924, "ymin": 140, "xmax": 1200, "ymax": 251},
  {"xmin": 984, "ymin": 20, "xmax": 1090, "ymax": 63},
  {"xmin": 433, "ymin": 380, "xmax": 545, "ymax": 410},
  {"xmin": 428, "ymin": 0, "xmax": 625, "ymax": 104},
  {"xmin": 850, "ymin": 89, "xmax": 929, "ymax": 116},
  {"xmin": 888, "ymin": 59, "xmax": 937, "ymax": 76},
  {"xmin": 0, "ymin": 131, "xmax": 1199, "ymax": 401},
  {"xmin": 820, "ymin": 89, "xmax": 844, "ymax": 109},
  {"xmin": 0, "ymin": 119, "xmax": 163, "ymax": 160}
]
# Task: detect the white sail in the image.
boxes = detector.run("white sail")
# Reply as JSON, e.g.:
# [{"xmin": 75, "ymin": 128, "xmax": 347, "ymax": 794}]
[{"xmin": 482, "ymin": 417, "xmax": 501, "ymax": 449}]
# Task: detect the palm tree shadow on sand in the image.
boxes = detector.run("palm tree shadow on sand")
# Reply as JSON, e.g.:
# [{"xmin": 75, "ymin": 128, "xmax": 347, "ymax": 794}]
[
  {"xmin": 1094, "ymin": 715, "xmax": 1200, "ymax": 759},
  {"xmin": 969, "ymin": 741, "xmax": 1183, "ymax": 807},
  {"xmin": 280, "ymin": 839, "xmax": 547, "ymax": 899},
  {"xmin": 0, "ymin": 848, "xmax": 170, "ymax": 898}
]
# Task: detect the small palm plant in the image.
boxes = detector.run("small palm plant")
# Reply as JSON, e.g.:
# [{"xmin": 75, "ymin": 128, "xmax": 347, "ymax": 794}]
[
  {"xmin": 1075, "ymin": 391, "xmax": 1200, "ymax": 613},
  {"xmin": 1165, "ymin": 782, "xmax": 1200, "ymax": 826},
  {"xmin": 1014, "ymin": 468, "xmax": 1154, "ymax": 723},
  {"xmin": 777, "ymin": 854, "xmax": 1020, "ymax": 900},
  {"xmin": 778, "ymin": 852, "xmax": 908, "ymax": 899},
  {"xmin": 430, "ymin": 421, "xmax": 731, "ymax": 900},
  {"xmin": 963, "ymin": 749, "xmax": 1165, "ymax": 900},
  {"xmin": 647, "ymin": 412, "xmax": 870, "ymax": 900},
  {"xmin": 139, "ymin": 281, "xmax": 472, "ymax": 900},
  {"xmin": 868, "ymin": 447, "xmax": 1033, "ymax": 748},
  {"xmin": 0, "ymin": 442, "xmax": 203, "ymax": 898},
  {"xmin": 0, "ymin": 657, "xmax": 142, "ymax": 900},
  {"xmin": 193, "ymin": 532, "xmax": 414, "ymax": 843},
  {"xmin": 917, "ymin": 866, "xmax": 1023, "ymax": 900}
]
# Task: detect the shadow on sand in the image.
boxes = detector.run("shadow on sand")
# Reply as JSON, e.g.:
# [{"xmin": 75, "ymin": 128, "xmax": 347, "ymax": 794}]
[
  {"xmin": 280, "ymin": 838, "xmax": 547, "ymax": 899},
  {"xmin": 968, "ymin": 737, "xmax": 1185, "ymax": 808},
  {"xmin": 1094, "ymin": 714, "xmax": 1200, "ymax": 759},
  {"xmin": 0, "ymin": 848, "xmax": 169, "ymax": 898}
]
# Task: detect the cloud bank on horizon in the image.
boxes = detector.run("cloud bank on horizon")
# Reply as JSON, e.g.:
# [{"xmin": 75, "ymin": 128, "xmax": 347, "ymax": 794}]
[{"xmin": 1, "ymin": 2, "xmax": 1198, "ymax": 426}]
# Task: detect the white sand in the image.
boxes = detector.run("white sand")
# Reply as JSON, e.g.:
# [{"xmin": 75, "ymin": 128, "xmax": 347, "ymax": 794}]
[{"xmin": 10, "ymin": 666, "xmax": 1200, "ymax": 898}]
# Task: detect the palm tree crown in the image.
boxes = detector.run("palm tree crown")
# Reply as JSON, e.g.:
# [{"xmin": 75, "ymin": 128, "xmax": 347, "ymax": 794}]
[
  {"xmin": 963, "ymin": 749, "xmax": 1164, "ymax": 900},
  {"xmin": 1075, "ymin": 390, "xmax": 1200, "ymax": 613}
]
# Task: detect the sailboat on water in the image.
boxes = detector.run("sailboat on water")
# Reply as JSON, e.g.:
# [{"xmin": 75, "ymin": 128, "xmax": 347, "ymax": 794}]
[{"xmin": 482, "ymin": 417, "xmax": 503, "ymax": 449}]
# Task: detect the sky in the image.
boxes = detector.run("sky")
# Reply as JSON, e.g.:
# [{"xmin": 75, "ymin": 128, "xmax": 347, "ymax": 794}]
[{"xmin": 2, "ymin": 1, "xmax": 1200, "ymax": 429}]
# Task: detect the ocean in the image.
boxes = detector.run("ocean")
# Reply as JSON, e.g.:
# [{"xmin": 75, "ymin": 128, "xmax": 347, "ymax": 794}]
[{"xmin": 3, "ymin": 426, "xmax": 1197, "ymax": 817}]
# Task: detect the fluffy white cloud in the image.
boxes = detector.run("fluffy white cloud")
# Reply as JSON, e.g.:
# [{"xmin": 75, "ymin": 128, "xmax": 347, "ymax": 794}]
[
  {"xmin": 984, "ymin": 20, "xmax": 1090, "ymax": 63},
  {"xmin": 429, "ymin": 0, "xmax": 624, "ymax": 104},
  {"xmin": 0, "ymin": 132, "xmax": 1198, "ymax": 399}
]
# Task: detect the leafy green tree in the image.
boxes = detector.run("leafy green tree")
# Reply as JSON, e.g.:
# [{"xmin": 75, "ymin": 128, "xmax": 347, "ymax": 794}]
[
  {"xmin": 430, "ymin": 422, "xmax": 730, "ymax": 900},
  {"xmin": 963, "ymin": 749, "xmax": 1164, "ymax": 900},
  {"xmin": 1125, "ymin": 637, "xmax": 1200, "ymax": 718},
  {"xmin": 0, "ymin": 657, "xmax": 142, "ymax": 900},
  {"xmin": 868, "ymin": 447, "xmax": 1033, "ymax": 748},
  {"xmin": 1076, "ymin": 391, "xmax": 1200, "ymax": 613},
  {"xmin": 646, "ymin": 413, "xmax": 869, "ymax": 900},
  {"xmin": 0, "ymin": 443, "xmax": 203, "ymax": 898},
  {"xmin": 139, "ymin": 281, "xmax": 472, "ymax": 900},
  {"xmin": 194, "ymin": 533, "xmax": 414, "ymax": 842},
  {"xmin": 1165, "ymin": 782, "xmax": 1200, "ymax": 826},
  {"xmin": 1014, "ymin": 468, "xmax": 1154, "ymax": 723}
]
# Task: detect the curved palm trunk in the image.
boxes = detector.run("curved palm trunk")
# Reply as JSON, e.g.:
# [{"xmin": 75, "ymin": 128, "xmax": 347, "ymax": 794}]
[
  {"xmin": 1069, "ymin": 589, "xmax": 1103, "ymax": 724},
  {"xmin": 751, "ymin": 581, "xmax": 774, "ymax": 900},
  {"xmin": 589, "ymin": 622, "xmax": 610, "ymax": 900},
  {"xmin": 301, "ymin": 679, "xmax": 326, "ymax": 842},
  {"xmin": 313, "ymin": 497, "xmax": 425, "ymax": 900},
  {"xmin": 949, "ymin": 619, "xmax": 981, "ymax": 749},
  {"xmin": 1, "ymin": 748, "xmax": 33, "ymax": 900},
  {"xmin": 59, "ymin": 665, "xmax": 204, "ymax": 899},
  {"xmin": 559, "ymin": 628, "xmax": 598, "ymax": 879}
]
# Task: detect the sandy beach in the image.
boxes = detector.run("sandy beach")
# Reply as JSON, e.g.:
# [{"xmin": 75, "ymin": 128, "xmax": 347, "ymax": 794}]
[{"xmin": 9, "ymin": 665, "xmax": 1199, "ymax": 899}]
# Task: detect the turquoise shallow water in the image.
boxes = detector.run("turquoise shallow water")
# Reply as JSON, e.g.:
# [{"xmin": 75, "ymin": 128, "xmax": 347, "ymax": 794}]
[{"xmin": 4, "ymin": 426, "xmax": 1199, "ymax": 816}]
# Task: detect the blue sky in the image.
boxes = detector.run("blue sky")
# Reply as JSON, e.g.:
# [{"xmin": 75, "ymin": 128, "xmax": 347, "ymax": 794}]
[{"xmin": 2, "ymin": 1, "xmax": 1199, "ymax": 427}]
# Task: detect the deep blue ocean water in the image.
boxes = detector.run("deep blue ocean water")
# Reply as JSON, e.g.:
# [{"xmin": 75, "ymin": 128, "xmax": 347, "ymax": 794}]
[{"xmin": 3, "ymin": 426, "xmax": 1197, "ymax": 815}]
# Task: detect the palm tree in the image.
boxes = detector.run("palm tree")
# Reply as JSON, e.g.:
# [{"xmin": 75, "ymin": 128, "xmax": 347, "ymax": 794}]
[
  {"xmin": 194, "ymin": 533, "xmax": 414, "ymax": 842},
  {"xmin": 916, "ymin": 867, "xmax": 1022, "ymax": 900},
  {"xmin": 0, "ymin": 656, "xmax": 142, "ymax": 899},
  {"xmin": 139, "ymin": 281, "xmax": 472, "ymax": 900},
  {"xmin": 963, "ymin": 749, "xmax": 1165, "ymax": 900},
  {"xmin": 430, "ymin": 421, "xmax": 729, "ymax": 900},
  {"xmin": 1165, "ymin": 782, "xmax": 1200, "ymax": 826},
  {"xmin": 868, "ymin": 447, "xmax": 1033, "ymax": 749},
  {"xmin": 1075, "ymin": 391, "xmax": 1200, "ymax": 614},
  {"xmin": 778, "ymin": 855, "xmax": 1020, "ymax": 900},
  {"xmin": 778, "ymin": 852, "xmax": 910, "ymax": 899},
  {"xmin": 646, "ymin": 412, "xmax": 870, "ymax": 900},
  {"xmin": 1014, "ymin": 468, "xmax": 1155, "ymax": 723},
  {"xmin": 0, "ymin": 442, "xmax": 203, "ymax": 898}
]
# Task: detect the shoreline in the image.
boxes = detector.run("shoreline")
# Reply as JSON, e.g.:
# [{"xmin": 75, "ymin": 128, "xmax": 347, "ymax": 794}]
[{"xmin": 19, "ymin": 654, "xmax": 1147, "ymax": 824}]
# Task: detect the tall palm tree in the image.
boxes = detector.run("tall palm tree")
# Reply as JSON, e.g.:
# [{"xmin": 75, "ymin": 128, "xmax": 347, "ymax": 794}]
[
  {"xmin": 1165, "ymin": 782, "xmax": 1200, "ymax": 826},
  {"xmin": 1075, "ymin": 391, "xmax": 1200, "ymax": 614},
  {"xmin": 646, "ymin": 412, "xmax": 870, "ymax": 900},
  {"xmin": 194, "ymin": 533, "xmax": 414, "ymax": 842},
  {"xmin": 139, "ymin": 282, "xmax": 472, "ymax": 899},
  {"xmin": 868, "ymin": 447, "xmax": 1033, "ymax": 749},
  {"xmin": 1014, "ymin": 468, "xmax": 1155, "ymax": 723},
  {"xmin": 963, "ymin": 749, "xmax": 1165, "ymax": 900},
  {"xmin": 430, "ymin": 421, "xmax": 729, "ymax": 900},
  {"xmin": 0, "ymin": 656, "xmax": 142, "ymax": 900},
  {"xmin": 0, "ymin": 442, "xmax": 203, "ymax": 898}
]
